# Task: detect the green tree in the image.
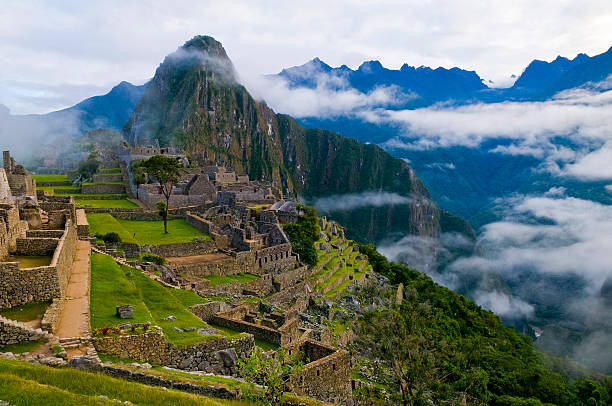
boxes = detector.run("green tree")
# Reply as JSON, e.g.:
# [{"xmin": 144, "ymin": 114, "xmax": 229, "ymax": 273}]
[
  {"xmin": 238, "ymin": 347, "xmax": 304, "ymax": 405},
  {"xmin": 140, "ymin": 155, "xmax": 182, "ymax": 233},
  {"xmin": 282, "ymin": 205, "xmax": 320, "ymax": 265}
]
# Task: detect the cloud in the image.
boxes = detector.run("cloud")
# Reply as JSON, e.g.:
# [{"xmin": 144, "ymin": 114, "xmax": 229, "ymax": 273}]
[
  {"xmin": 246, "ymin": 74, "xmax": 415, "ymax": 118},
  {"xmin": 3, "ymin": 1, "xmax": 612, "ymax": 113},
  {"xmin": 450, "ymin": 195, "xmax": 612, "ymax": 291},
  {"xmin": 312, "ymin": 191, "xmax": 418, "ymax": 212},
  {"xmin": 473, "ymin": 290, "xmax": 534, "ymax": 319}
]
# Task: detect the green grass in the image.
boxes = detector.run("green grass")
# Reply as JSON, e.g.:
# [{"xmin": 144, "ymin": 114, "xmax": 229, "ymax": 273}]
[
  {"xmin": 37, "ymin": 185, "xmax": 80, "ymax": 192},
  {"xmin": 86, "ymin": 213, "xmax": 211, "ymax": 245},
  {"xmin": 100, "ymin": 167, "xmax": 120, "ymax": 172},
  {"xmin": 0, "ymin": 300, "xmax": 49, "ymax": 322},
  {"xmin": 0, "ymin": 339, "xmax": 46, "ymax": 354},
  {"xmin": 0, "ymin": 358, "xmax": 244, "ymax": 405},
  {"xmin": 75, "ymin": 199, "xmax": 139, "ymax": 209},
  {"xmin": 90, "ymin": 253, "xmax": 231, "ymax": 347},
  {"xmin": 32, "ymin": 174, "xmax": 69, "ymax": 183},
  {"xmin": 202, "ymin": 273, "xmax": 260, "ymax": 287},
  {"xmin": 82, "ymin": 181, "xmax": 124, "ymax": 185}
]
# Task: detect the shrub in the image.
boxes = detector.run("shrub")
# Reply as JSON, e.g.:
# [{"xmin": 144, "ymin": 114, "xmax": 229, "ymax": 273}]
[
  {"xmin": 141, "ymin": 252, "xmax": 167, "ymax": 265},
  {"xmin": 95, "ymin": 232, "xmax": 121, "ymax": 243}
]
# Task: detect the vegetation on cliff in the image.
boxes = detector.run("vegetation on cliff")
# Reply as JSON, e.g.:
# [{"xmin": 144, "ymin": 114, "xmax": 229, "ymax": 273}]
[{"xmin": 352, "ymin": 244, "xmax": 612, "ymax": 405}]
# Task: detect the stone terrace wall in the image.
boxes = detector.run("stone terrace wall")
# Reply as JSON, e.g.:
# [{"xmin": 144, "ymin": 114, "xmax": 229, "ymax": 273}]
[
  {"xmin": 82, "ymin": 183, "xmax": 125, "ymax": 194},
  {"xmin": 53, "ymin": 220, "xmax": 77, "ymax": 295},
  {"xmin": 171, "ymin": 256, "xmax": 254, "ymax": 278},
  {"xmin": 92, "ymin": 332, "xmax": 169, "ymax": 365},
  {"xmin": 144, "ymin": 240, "xmax": 216, "ymax": 258},
  {"xmin": 92, "ymin": 332, "xmax": 254, "ymax": 376},
  {"xmin": 167, "ymin": 335, "xmax": 254, "ymax": 374},
  {"xmin": 0, "ymin": 315, "xmax": 46, "ymax": 345}
]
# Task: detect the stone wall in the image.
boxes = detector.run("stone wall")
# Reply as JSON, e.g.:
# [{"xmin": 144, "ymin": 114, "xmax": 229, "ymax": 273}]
[
  {"xmin": 290, "ymin": 340, "xmax": 352, "ymax": 404},
  {"xmin": 82, "ymin": 183, "xmax": 125, "ymax": 194},
  {"xmin": 144, "ymin": 240, "xmax": 216, "ymax": 258},
  {"xmin": 26, "ymin": 230, "xmax": 64, "ymax": 238},
  {"xmin": 171, "ymin": 255, "xmax": 255, "ymax": 278},
  {"xmin": 15, "ymin": 237, "xmax": 59, "ymax": 255},
  {"xmin": 0, "ymin": 263, "xmax": 59, "ymax": 308},
  {"xmin": 255, "ymin": 244, "xmax": 296, "ymax": 272},
  {"xmin": 0, "ymin": 315, "xmax": 46, "ymax": 345},
  {"xmin": 167, "ymin": 335, "xmax": 254, "ymax": 375},
  {"xmin": 189, "ymin": 301, "xmax": 231, "ymax": 322},
  {"xmin": 0, "ymin": 220, "xmax": 76, "ymax": 308},
  {"xmin": 211, "ymin": 314, "xmax": 282, "ymax": 345},
  {"xmin": 92, "ymin": 331, "xmax": 254, "ymax": 376},
  {"xmin": 92, "ymin": 332, "xmax": 169, "ymax": 365},
  {"xmin": 40, "ymin": 298, "xmax": 64, "ymax": 333},
  {"xmin": 93, "ymin": 174, "xmax": 123, "ymax": 183},
  {"xmin": 273, "ymin": 266, "xmax": 308, "ymax": 291}
]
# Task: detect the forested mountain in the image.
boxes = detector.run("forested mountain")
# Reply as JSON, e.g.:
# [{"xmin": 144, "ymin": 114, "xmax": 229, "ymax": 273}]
[{"xmin": 123, "ymin": 35, "xmax": 469, "ymax": 246}]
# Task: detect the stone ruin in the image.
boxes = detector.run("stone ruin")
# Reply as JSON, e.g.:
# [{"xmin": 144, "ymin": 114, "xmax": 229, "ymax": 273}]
[{"xmin": 0, "ymin": 151, "xmax": 84, "ymax": 338}]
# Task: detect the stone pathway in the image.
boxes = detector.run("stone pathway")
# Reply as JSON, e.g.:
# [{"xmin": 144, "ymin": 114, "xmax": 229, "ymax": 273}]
[{"xmin": 56, "ymin": 240, "xmax": 91, "ymax": 358}]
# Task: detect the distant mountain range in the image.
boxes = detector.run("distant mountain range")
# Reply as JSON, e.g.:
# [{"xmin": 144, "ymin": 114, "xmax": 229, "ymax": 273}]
[{"xmin": 274, "ymin": 45, "xmax": 612, "ymax": 105}]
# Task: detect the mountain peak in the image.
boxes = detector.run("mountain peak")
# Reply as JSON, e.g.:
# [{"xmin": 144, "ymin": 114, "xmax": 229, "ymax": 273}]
[{"xmin": 357, "ymin": 60, "xmax": 385, "ymax": 73}]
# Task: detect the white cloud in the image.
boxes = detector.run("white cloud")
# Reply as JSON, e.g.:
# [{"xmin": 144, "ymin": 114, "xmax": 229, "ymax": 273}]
[
  {"xmin": 2, "ymin": 1, "xmax": 612, "ymax": 113},
  {"xmin": 450, "ymin": 195, "xmax": 612, "ymax": 292},
  {"xmin": 313, "ymin": 191, "xmax": 418, "ymax": 212},
  {"xmin": 473, "ymin": 290, "xmax": 534, "ymax": 319}
]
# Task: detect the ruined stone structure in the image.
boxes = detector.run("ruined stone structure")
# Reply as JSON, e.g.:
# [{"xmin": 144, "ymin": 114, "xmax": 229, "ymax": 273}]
[
  {"xmin": 0, "ymin": 152, "xmax": 78, "ymax": 330},
  {"xmin": 125, "ymin": 146, "xmax": 278, "ymax": 209}
]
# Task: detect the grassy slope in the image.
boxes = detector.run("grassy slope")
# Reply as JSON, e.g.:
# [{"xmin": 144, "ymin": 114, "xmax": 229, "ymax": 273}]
[
  {"xmin": 0, "ymin": 358, "xmax": 243, "ymax": 406},
  {"xmin": 86, "ymin": 213, "xmax": 211, "ymax": 245},
  {"xmin": 90, "ymin": 253, "xmax": 239, "ymax": 347}
]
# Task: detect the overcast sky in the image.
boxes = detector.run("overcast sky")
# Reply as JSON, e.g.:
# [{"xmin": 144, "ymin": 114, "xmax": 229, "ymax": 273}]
[{"xmin": 1, "ymin": 0, "xmax": 612, "ymax": 114}]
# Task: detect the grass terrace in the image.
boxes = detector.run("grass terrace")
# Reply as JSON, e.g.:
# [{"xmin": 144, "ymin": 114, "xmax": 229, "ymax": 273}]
[
  {"xmin": 100, "ymin": 167, "xmax": 121, "ymax": 173},
  {"xmin": 90, "ymin": 253, "xmax": 243, "ymax": 347},
  {"xmin": 82, "ymin": 181, "xmax": 124, "ymax": 185},
  {"xmin": 202, "ymin": 273, "xmax": 260, "ymax": 287},
  {"xmin": 6, "ymin": 255, "xmax": 52, "ymax": 269},
  {"xmin": 75, "ymin": 198, "xmax": 139, "ymax": 209},
  {"xmin": 0, "ymin": 358, "xmax": 245, "ymax": 405},
  {"xmin": 31, "ymin": 174, "xmax": 70, "ymax": 183},
  {"xmin": 86, "ymin": 213, "xmax": 211, "ymax": 245}
]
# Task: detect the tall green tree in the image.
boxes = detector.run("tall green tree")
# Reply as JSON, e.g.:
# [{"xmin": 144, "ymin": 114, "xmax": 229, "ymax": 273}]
[{"xmin": 140, "ymin": 155, "xmax": 182, "ymax": 233}]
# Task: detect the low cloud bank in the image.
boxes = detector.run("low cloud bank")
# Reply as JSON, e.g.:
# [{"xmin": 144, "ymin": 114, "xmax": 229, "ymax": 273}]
[{"xmin": 313, "ymin": 191, "xmax": 417, "ymax": 212}]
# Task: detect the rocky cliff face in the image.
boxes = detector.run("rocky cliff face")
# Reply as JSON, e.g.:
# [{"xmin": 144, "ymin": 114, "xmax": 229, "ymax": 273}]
[{"xmin": 124, "ymin": 36, "xmax": 469, "ymax": 244}]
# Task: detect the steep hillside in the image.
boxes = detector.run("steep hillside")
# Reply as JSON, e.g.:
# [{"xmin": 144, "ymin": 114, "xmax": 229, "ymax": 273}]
[{"xmin": 124, "ymin": 36, "xmax": 464, "ymax": 244}]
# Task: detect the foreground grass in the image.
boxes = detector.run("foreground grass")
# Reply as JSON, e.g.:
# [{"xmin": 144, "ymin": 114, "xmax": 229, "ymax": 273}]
[
  {"xmin": 75, "ymin": 199, "xmax": 139, "ymax": 209},
  {"xmin": 87, "ymin": 213, "xmax": 211, "ymax": 245},
  {"xmin": 203, "ymin": 273, "xmax": 260, "ymax": 287},
  {"xmin": 0, "ymin": 300, "xmax": 49, "ymax": 322},
  {"xmin": 90, "ymin": 253, "xmax": 235, "ymax": 347},
  {"xmin": 0, "ymin": 358, "xmax": 243, "ymax": 405}
]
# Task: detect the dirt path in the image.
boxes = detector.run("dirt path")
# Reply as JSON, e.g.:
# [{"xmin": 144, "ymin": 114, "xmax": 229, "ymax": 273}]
[{"xmin": 56, "ymin": 240, "xmax": 91, "ymax": 340}]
